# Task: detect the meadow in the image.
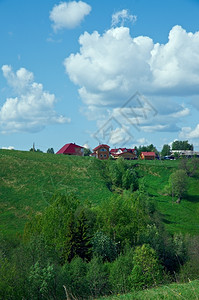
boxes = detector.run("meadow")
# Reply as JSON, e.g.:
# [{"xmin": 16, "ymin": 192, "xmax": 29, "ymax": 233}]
[{"xmin": 1, "ymin": 149, "xmax": 199, "ymax": 238}]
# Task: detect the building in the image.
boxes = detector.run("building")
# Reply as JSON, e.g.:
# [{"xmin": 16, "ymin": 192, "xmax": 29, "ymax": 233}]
[
  {"xmin": 110, "ymin": 148, "xmax": 137, "ymax": 160},
  {"xmin": 171, "ymin": 150, "xmax": 199, "ymax": 158},
  {"xmin": 56, "ymin": 143, "xmax": 84, "ymax": 156},
  {"xmin": 140, "ymin": 151, "xmax": 156, "ymax": 160},
  {"xmin": 93, "ymin": 144, "xmax": 110, "ymax": 160}
]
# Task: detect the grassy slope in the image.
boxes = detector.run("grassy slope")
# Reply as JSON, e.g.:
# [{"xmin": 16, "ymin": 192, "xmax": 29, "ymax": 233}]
[
  {"xmin": 99, "ymin": 280, "xmax": 199, "ymax": 300},
  {"xmin": 135, "ymin": 160, "xmax": 199, "ymax": 235},
  {"xmin": 0, "ymin": 149, "xmax": 112, "ymax": 237},
  {"xmin": 1, "ymin": 150, "xmax": 199, "ymax": 237}
]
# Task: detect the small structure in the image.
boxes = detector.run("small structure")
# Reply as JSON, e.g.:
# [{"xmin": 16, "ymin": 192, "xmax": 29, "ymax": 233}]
[
  {"xmin": 140, "ymin": 151, "xmax": 156, "ymax": 160},
  {"xmin": 110, "ymin": 148, "xmax": 137, "ymax": 160},
  {"xmin": 93, "ymin": 144, "xmax": 110, "ymax": 160},
  {"xmin": 56, "ymin": 143, "xmax": 84, "ymax": 156}
]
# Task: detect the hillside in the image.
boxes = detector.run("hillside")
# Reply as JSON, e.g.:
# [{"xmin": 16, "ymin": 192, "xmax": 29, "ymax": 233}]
[
  {"xmin": 99, "ymin": 280, "xmax": 199, "ymax": 300},
  {"xmin": 0, "ymin": 149, "xmax": 112, "ymax": 237},
  {"xmin": 1, "ymin": 149, "xmax": 199, "ymax": 238}
]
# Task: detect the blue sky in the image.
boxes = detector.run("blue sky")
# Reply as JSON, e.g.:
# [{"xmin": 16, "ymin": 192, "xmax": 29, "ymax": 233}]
[{"xmin": 1, "ymin": 0, "xmax": 199, "ymax": 152}]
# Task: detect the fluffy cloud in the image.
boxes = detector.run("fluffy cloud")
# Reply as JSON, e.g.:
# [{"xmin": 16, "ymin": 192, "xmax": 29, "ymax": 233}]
[
  {"xmin": 0, "ymin": 65, "xmax": 70, "ymax": 134},
  {"xmin": 65, "ymin": 25, "xmax": 199, "ymax": 104},
  {"xmin": 50, "ymin": 1, "xmax": 91, "ymax": 31},
  {"xmin": 179, "ymin": 124, "xmax": 199, "ymax": 139},
  {"xmin": 111, "ymin": 9, "xmax": 137, "ymax": 27},
  {"xmin": 64, "ymin": 24, "xmax": 198, "ymax": 139}
]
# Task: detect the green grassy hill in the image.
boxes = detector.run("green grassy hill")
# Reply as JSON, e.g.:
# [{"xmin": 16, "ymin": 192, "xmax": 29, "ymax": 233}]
[
  {"xmin": 0, "ymin": 149, "xmax": 112, "ymax": 237},
  {"xmin": 1, "ymin": 149, "xmax": 199, "ymax": 237},
  {"xmin": 99, "ymin": 280, "xmax": 199, "ymax": 300}
]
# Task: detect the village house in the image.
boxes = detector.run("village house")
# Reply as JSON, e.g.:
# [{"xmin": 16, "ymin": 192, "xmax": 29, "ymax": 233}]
[
  {"xmin": 56, "ymin": 143, "xmax": 84, "ymax": 156},
  {"xmin": 110, "ymin": 148, "xmax": 137, "ymax": 160},
  {"xmin": 140, "ymin": 151, "xmax": 156, "ymax": 160},
  {"xmin": 93, "ymin": 144, "xmax": 110, "ymax": 160}
]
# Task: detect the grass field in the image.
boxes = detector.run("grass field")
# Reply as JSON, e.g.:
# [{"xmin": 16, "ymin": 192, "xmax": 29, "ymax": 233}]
[
  {"xmin": 1, "ymin": 149, "xmax": 199, "ymax": 238},
  {"xmin": 0, "ymin": 149, "xmax": 112, "ymax": 237},
  {"xmin": 99, "ymin": 280, "xmax": 199, "ymax": 300}
]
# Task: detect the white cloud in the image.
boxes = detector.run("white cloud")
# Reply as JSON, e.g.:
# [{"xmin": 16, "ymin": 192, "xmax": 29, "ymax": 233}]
[
  {"xmin": 0, "ymin": 65, "xmax": 70, "ymax": 134},
  {"xmin": 1, "ymin": 146, "xmax": 14, "ymax": 150},
  {"xmin": 111, "ymin": 9, "xmax": 137, "ymax": 27},
  {"xmin": 50, "ymin": 1, "xmax": 91, "ymax": 31},
  {"xmin": 136, "ymin": 137, "xmax": 149, "ymax": 145},
  {"xmin": 179, "ymin": 124, "xmax": 199, "ymax": 139},
  {"xmin": 64, "ymin": 24, "xmax": 198, "ymax": 137}
]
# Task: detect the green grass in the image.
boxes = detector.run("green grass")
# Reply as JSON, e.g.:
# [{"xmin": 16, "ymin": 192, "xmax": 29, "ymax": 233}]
[
  {"xmin": 99, "ymin": 280, "xmax": 199, "ymax": 299},
  {"xmin": 134, "ymin": 159, "xmax": 199, "ymax": 235},
  {"xmin": 0, "ymin": 149, "xmax": 112, "ymax": 237},
  {"xmin": 1, "ymin": 150, "xmax": 199, "ymax": 238}
]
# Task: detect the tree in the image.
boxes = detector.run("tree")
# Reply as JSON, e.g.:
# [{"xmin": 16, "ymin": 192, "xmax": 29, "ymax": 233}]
[
  {"xmin": 129, "ymin": 244, "xmax": 163, "ymax": 290},
  {"xmin": 168, "ymin": 170, "xmax": 188, "ymax": 203},
  {"xmin": 172, "ymin": 140, "xmax": 193, "ymax": 151},
  {"xmin": 84, "ymin": 148, "xmax": 92, "ymax": 156},
  {"xmin": 179, "ymin": 157, "xmax": 199, "ymax": 177},
  {"xmin": 161, "ymin": 144, "xmax": 171, "ymax": 157},
  {"xmin": 47, "ymin": 148, "xmax": 54, "ymax": 154}
]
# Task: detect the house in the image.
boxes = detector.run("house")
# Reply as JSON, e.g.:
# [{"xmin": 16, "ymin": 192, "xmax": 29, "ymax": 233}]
[
  {"xmin": 171, "ymin": 150, "xmax": 199, "ymax": 158},
  {"xmin": 110, "ymin": 148, "xmax": 137, "ymax": 160},
  {"xmin": 140, "ymin": 151, "xmax": 156, "ymax": 160},
  {"xmin": 56, "ymin": 143, "xmax": 84, "ymax": 156},
  {"xmin": 93, "ymin": 144, "xmax": 110, "ymax": 160}
]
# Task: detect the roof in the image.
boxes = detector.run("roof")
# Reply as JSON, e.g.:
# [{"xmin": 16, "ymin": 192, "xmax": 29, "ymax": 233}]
[
  {"xmin": 56, "ymin": 143, "xmax": 83, "ymax": 154},
  {"xmin": 141, "ymin": 152, "xmax": 156, "ymax": 156},
  {"xmin": 110, "ymin": 148, "xmax": 135, "ymax": 154},
  {"xmin": 93, "ymin": 144, "xmax": 110, "ymax": 151}
]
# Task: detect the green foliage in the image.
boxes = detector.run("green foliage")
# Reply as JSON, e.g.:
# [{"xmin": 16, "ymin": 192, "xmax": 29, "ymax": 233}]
[
  {"xmin": 109, "ymin": 247, "xmax": 134, "ymax": 294},
  {"xmin": 86, "ymin": 256, "xmax": 110, "ymax": 298},
  {"xmin": 97, "ymin": 193, "xmax": 148, "ymax": 248},
  {"xmin": 47, "ymin": 148, "xmax": 54, "ymax": 154},
  {"xmin": 84, "ymin": 147, "xmax": 92, "ymax": 156},
  {"xmin": 161, "ymin": 144, "xmax": 171, "ymax": 157},
  {"xmin": 24, "ymin": 193, "xmax": 93, "ymax": 264},
  {"xmin": 172, "ymin": 140, "xmax": 193, "ymax": 150},
  {"xmin": 92, "ymin": 231, "xmax": 117, "ymax": 262},
  {"xmin": 61, "ymin": 257, "xmax": 88, "ymax": 299},
  {"xmin": 168, "ymin": 170, "xmax": 188, "ymax": 202},
  {"xmin": 179, "ymin": 157, "xmax": 199, "ymax": 177},
  {"xmin": 28, "ymin": 262, "xmax": 56, "ymax": 299},
  {"xmin": 129, "ymin": 244, "xmax": 163, "ymax": 290},
  {"xmin": 108, "ymin": 158, "xmax": 139, "ymax": 191},
  {"xmin": 137, "ymin": 144, "xmax": 159, "ymax": 156}
]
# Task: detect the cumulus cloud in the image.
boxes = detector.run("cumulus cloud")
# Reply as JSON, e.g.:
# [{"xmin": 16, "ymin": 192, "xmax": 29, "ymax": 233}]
[
  {"xmin": 0, "ymin": 65, "xmax": 70, "ymax": 134},
  {"xmin": 111, "ymin": 9, "xmax": 137, "ymax": 27},
  {"xmin": 65, "ymin": 25, "xmax": 199, "ymax": 103},
  {"xmin": 50, "ymin": 1, "xmax": 91, "ymax": 31},
  {"xmin": 179, "ymin": 124, "xmax": 199, "ymax": 139}
]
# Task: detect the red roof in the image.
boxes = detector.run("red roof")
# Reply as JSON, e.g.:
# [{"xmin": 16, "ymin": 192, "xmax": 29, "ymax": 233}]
[
  {"xmin": 141, "ymin": 152, "xmax": 155, "ymax": 156},
  {"xmin": 56, "ymin": 143, "xmax": 83, "ymax": 154},
  {"xmin": 93, "ymin": 144, "xmax": 110, "ymax": 151}
]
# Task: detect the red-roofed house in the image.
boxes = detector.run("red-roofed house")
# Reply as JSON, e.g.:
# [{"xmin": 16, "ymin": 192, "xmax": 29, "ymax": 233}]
[
  {"xmin": 56, "ymin": 143, "xmax": 84, "ymax": 156},
  {"xmin": 93, "ymin": 144, "xmax": 110, "ymax": 160},
  {"xmin": 110, "ymin": 148, "xmax": 137, "ymax": 160},
  {"xmin": 140, "ymin": 152, "xmax": 156, "ymax": 160}
]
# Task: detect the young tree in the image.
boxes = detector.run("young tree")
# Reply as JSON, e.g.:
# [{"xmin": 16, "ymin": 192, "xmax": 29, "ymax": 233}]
[
  {"xmin": 161, "ymin": 144, "xmax": 171, "ymax": 157},
  {"xmin": 169, "ymin": 170, "xmax": 188, "ymax": 203},
  {"xmin": 129, "ymin": 244, "xmax": 163, "ymax": 290}
]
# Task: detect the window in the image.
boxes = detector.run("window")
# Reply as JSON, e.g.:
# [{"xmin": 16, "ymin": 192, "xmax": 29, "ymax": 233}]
[
  {"xmin": 104, "ymin": 154, "xmax": 107, "ymax": 157},
  {"xmin": 100, "ymin": 148, "xmax": 106, "ymax": 152}
]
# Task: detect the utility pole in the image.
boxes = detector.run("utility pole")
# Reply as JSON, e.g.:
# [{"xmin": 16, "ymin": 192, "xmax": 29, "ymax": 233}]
[{"xmin": 33, "ymin": 142, "xmax": 35, "ymax": 152}]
